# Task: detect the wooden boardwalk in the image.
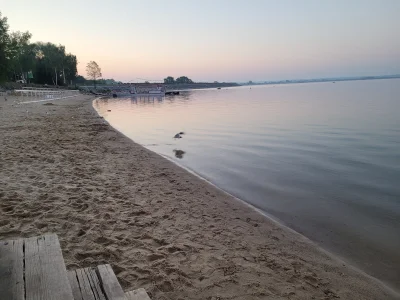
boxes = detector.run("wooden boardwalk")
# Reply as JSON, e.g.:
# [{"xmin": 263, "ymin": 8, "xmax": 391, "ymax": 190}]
[{"xmin": 0, "ymin": 234, "xmax": 150, "ymax": 300}]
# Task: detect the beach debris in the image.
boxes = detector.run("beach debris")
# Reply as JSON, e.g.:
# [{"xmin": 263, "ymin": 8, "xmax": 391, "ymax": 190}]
[
  {"xmin": 173, "ymin": 149, "xmax": 185, "ymax": 159},
  {"xmin": 174, "ymin": 133, "xmax": 182, "ymax": 138},
  {"xmin": 107, "ymin": 109, "xmax": 111, "ymax": 112},
  {"xmin": 43, "ymin": 103, "xmax": 54, "ymax": 106},
  {"xmin": 179, "ymin": 131, "xmax": 185, "ymax": 135}
]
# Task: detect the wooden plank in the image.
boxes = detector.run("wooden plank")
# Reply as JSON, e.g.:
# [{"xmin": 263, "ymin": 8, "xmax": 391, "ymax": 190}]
[
  {"xmin": 68, "ymin": 268, "xmax": 107, "ymax": 300},
  {"xmin": 96, "ymin": 264, "xmax": 126, "ymax": 300},
  {"xmin": 78, "ymin": 268, "xmax": 107, "ymax": 300},
  {"xmin": 0, "ymin": 239, "xmax": 24, "ymax": 300},
  {"xmin": 76, "ymin": 268, "xmax": 97, "ymax": 300},
  {"xmin": 25, "ymin": 234, "xmax": 74, "ymax": 300},
  {"xmin": 68, "ymin": 270, "xmax": 84, "ymax": 300},
  {"xmin": 125, "ymin": 288, "xmax": 151, "ymax": 300},
  {"xmin": 87, "ymin": 268, "xmax": 108, "ymax": 300}
]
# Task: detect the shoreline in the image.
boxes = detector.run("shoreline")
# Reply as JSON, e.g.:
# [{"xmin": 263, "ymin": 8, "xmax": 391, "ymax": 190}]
[
  {"xmin": 0, "ymin": 95, "xmax": 398, "ymax": 299},
  {"xmin": 94, "ymin": 97, "xmax": 400, "ymax": 297}
]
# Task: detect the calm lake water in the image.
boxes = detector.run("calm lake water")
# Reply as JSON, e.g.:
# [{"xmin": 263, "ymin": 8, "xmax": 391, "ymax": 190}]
[{"xmin": 94, "ymin": 79, "xmax": 400, "ymax": 289}]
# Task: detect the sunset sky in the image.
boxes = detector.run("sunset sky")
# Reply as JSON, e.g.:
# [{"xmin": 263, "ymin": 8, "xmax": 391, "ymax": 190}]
[{"xmin": 2, "ymin": 0, "xmax": 400, "ymax": 82}]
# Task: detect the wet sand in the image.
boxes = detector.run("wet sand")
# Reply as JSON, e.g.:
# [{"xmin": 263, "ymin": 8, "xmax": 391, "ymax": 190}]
[{"xmin": 0, "ymin": 95, "xmax": 398, "ymax": 299}]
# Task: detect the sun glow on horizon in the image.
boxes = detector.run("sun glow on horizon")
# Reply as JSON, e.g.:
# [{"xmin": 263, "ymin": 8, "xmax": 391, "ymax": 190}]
[{"xmin": 2, "ymin": 0, "xmax": 400, "ymax": 82}]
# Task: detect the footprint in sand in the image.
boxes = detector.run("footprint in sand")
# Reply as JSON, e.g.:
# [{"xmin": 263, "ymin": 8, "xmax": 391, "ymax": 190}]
[
  {"xmin": 1, "ymin": 205, "xmax": 15, "ymax": 214},
  {"xmin": 147, "ymin": 252, "xmax": 166, "ymax": 262}
]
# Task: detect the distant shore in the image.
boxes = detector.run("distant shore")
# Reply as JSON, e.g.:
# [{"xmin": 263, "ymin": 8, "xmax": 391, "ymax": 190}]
[
  {"xmin": 73, "ymin": 82, "xmax": 240, "ymax": 93},
  {"xmin": 243, "ymin": 74, "xmax": 400, "ymax": 86},
  {"xmin": 164, "ymin": 82, "xmax": 239, "ymax": 91},
  {"xmin": 0, "ymin": 94, "xmax": 398, "ymax": 299}
]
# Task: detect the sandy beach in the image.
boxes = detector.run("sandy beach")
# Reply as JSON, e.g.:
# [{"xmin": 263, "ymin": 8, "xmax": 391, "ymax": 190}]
[{"xmin": 0, "ymin": 94, "xmax": 398, "ymax": 300}]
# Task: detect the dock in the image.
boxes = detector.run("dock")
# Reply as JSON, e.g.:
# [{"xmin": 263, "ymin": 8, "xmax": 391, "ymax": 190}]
[{"xmin": 0, "ymin": 234, "xmax": 151, "ymax": 300}]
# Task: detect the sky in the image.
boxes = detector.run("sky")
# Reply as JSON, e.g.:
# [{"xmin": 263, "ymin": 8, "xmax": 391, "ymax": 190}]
[{"xmin": 2, "ymin": 0, "xmax": 400, "ymax": 82}]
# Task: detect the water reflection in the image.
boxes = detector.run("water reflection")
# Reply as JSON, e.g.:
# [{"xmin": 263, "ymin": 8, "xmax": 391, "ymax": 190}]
[
  {"xmin": 173, "ymin": 149, "xmax": 186, "ymax": 159},
  {"xmin": 165, "ymin": 91, "xmax": 192, "ymax": 102},
  {"xmin": 94, "ymin": 91, "xmax": 194, "ymax": 111},
  {"xmin": 129, "ymin": 95, "xmax": 164, "ymax": 103},
  {"xmin": 93, "ymin": 79, "xmax": 400, "ymax": 289}
]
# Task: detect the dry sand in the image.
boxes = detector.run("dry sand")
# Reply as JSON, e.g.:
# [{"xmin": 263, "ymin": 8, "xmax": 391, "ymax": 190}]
[{"xmin": 0, "ymin": 94, "xmax": 398, "ymax": 300}]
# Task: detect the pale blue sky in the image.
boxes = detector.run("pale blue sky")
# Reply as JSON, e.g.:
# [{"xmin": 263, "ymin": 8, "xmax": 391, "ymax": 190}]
[{"xmin": 2, "ymin": 0, "xmax": 400, "ymax": 82}]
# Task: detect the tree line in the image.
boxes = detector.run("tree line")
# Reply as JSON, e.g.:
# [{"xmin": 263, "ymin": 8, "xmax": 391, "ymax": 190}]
[
  {"xmin": 164, "ymin": 76, "xmax": 194, "ymax": 84},
  {"xmin": 0, "ymin": 11, "xmax": 77, "ymax": 85}
]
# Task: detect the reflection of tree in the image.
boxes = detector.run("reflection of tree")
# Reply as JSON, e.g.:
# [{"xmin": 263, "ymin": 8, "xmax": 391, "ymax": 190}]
[
  {"xmin": 173, "ymin": 149, "xmax": 185, "ymax": 159},
  {"xmin": 166, "ymin": 91, "xmax": 191, "ymax": 103},
  {"xmin": 177, "ymin": 91, "xmax": 191, "ymax": 100}
]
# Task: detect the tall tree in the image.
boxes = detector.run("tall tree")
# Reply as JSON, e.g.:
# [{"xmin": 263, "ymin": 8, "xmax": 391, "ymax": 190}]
[
  {"xmin": 0, "ymin": 10, "xmax": 78, "ymax": 85},
  {"xmin": 8, "ymin": 31, "xmax": 33, "ymax": 82},
  {"xmin": 34, "ymin": 42, "xmax": 62, "ymax": 85},
  {"xmin": 0, "ymin": 11, "xmax": 10, "ymax": 82},
  {"xmin": 164, "ymin": 76, "xmax": 175, "ymax": 84},
  {"xmin": 86, "ymin": 61, "xmax": 102, "ymax": 88},
  {"xmin": 62, "ymin": 54, "xmax": 77, "ymax": 85},
  {"xmin": 175, "ymin": 76, "xmax": 193, "ymax": 84},
  {"xmin": 33, "ymin": 42, "xmax": 77, "ymax": 85}
]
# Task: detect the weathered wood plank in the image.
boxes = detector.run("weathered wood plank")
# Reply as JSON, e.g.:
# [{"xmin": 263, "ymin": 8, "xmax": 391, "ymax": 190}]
[
  {"xmin": 125, "ymin": 288, "xmax": 151, "ymax": 300},
  {"xmin": 87, "ymin": 268, "xmax": 107, "ymax": 300},
  {"xmin": 0, "ymin": 239, "xmax": 24, "ymax": 300},
  {"xmin": 68, "ymin": 270, "xmax": 85, "ymax": 300},
  {"xmin": 68, "ymin": 268, "xmax": 107, "ymax": 300},
  {"xmin": 76, "ymin": 268, "xmax": 107, "ymax": 300},
  {"xmin": 76, "ymin": 268, "xmax": 97, "ymax": 300},
  {"xmin": 69, "ymin": 265, "xmax": 126, "ymax": 300},
  {"xmin": 83, "ymin": 268, "xmax": 107, "ymax": 300},
  {"xmin": 25, "ymin": 234, "xmax": 74, "ymax": 300},
  {"xmin": 96, "ymin": 264, "xmax": 126, "ymax": 300}
]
